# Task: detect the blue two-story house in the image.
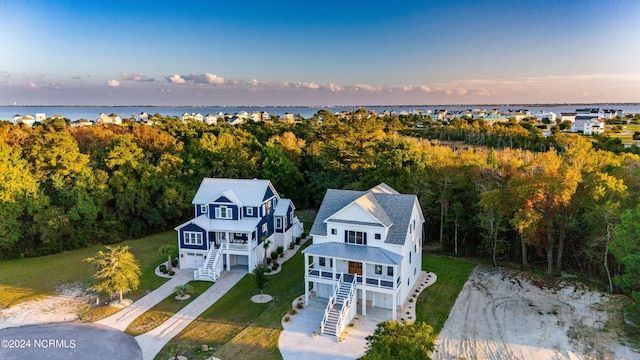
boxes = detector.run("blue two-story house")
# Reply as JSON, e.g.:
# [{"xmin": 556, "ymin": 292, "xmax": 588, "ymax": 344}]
[{"xmin": 175, "ymin": 178, "xmax": 302, "ymax": 281}]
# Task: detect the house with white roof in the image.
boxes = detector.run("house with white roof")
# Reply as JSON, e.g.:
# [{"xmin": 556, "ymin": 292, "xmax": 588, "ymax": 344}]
[
  {"xmin": 174, "ymin": 178, "xmax": 303, "ymax": 281},
  {"xmin": 303, "ymin": 183, "xmax": 424, "ymax": 338}
]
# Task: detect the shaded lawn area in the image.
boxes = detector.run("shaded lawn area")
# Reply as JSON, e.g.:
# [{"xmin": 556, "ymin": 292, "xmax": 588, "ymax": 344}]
[
  {"xmin": 156, "ymin": 244, "xmax": 307, "ymax": 360},
  {"xmin": 125, "ymin": 281, "xmax": 212, "ymax": 336},
  {"xmin": 416, "ymin": 253, "xmax": 476, "ymax": 334},
  {"xmin": 0, "ymin": 231, "xmax": 176, "ymax": 311}
]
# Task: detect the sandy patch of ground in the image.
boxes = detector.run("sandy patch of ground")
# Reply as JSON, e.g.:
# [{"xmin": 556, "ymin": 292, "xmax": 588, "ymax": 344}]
[
  {"xmin": 0, "ymin": 283, "xmax": 92, "ymax": 330},
  {"xmin": 434, "ymin": 266, "xmax": 639, "ymax": 360}
]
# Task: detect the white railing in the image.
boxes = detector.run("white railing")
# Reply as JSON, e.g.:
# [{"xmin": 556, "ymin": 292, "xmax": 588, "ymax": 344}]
[
  {"xmin": 194, "ymin": 243, "xmax": 225, "ymax": 281},
  {"xmin": 227, "ymin": 242, "xmax": 249, "ymax": 251},
  {"xmin": 321, "ymin": 272, "xmax": 345, "ymax": 335},
  {"xmin": 335, "ymin": 275, "xmax": 357, "ymax": 337}
]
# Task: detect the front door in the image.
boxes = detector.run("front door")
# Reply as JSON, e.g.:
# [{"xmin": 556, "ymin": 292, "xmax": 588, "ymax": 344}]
[{"xmin": 348, "ymin": 261, "xmax": 362, "ymax": 275}]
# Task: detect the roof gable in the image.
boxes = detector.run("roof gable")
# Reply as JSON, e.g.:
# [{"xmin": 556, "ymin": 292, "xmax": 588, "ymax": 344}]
[{"xmin": 192, "ymin": 178, "xmax": 277, "ymax": 206}]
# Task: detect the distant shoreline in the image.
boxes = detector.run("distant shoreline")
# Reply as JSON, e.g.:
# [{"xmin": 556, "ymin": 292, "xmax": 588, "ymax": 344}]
[{"xmin": 2, "ymin": 102, "xmax": 639, "ymax": 108}]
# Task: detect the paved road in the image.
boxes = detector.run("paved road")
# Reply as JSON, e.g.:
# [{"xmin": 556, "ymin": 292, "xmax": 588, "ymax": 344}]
[
  {"xmin": 136, "ymin": 270, "xmax": 246, "ymax": 360},
  {"xmin": 0, "ymin": 323, "xmax": 142, "ymax": 360}
]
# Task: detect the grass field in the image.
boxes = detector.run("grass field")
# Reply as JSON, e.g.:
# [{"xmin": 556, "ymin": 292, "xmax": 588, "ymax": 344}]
[
  {"xmin": 0, "ymin": 231, "xmax": 176, "ymax": 310},
  {"xmin": 125, "ymin": 280, "xmax": 213, "ymax": 336},
  {"xmin": 416, "ymin": 254, "xmax": 477, "ymax": 334}
]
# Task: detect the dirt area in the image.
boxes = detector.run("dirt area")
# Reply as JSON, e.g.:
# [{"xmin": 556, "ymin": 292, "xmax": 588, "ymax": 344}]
[
  {"xmin": 0, "ymin": 283, "xmax": 92, "ymax": 330},
  {"xmin": 434, "ymin": 266, "xmax": 640, "ymax": 360}
]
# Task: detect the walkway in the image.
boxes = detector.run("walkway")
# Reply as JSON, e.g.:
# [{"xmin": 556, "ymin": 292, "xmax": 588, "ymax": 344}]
[
  {"xmin": 135, "ymin": 270, "xmax": 245, "ymax": 360},
  {"xmin": 97, "ymin": 267, "xmax": 192, "ymax": 331}
]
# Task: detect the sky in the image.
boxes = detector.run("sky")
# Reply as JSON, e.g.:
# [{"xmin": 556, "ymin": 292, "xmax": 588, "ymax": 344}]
[{"xmin": 1, "ymin": 0, "xmax": 640, "ymax": 106}]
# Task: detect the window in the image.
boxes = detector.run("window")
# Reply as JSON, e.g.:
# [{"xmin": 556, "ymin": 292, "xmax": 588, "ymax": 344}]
[
  {"xmin": 276, "ymin": 217, "xmax": 282, "ymax": 229},
  {"xmin": 200, "ymin": 205, "xmax": 208, "ymax": 214},
  {"xmin": 331, "ymin": 228, "xmax": 337, "ymax": 235},
  {"xmin": 261, "ymin": 204, "xmax": 266, "ymax": 215},
  {"xmin": 375, "ymin": 233, "xmax": 381, "ymax": 240},
  {"xmin": 414, "ymin": 267, "xmax": 417, "ymax": 276},
  {"xmin": 375, "ymin": 265, "xmax": 382, "ymax": 275},
  {"xmin": 345, "ymin": 230, "xmax": 366, "ymax": 245},
  {"xmin": 330, "ymin": 258, "xmax": 333, "ymax": 267},
  {"xmin": 184, "ymin": 232, "xmax": 203, "ymax": 246},
  {"xmin": 262, "ymin": 223, "xmax": 268, "ymax": 234},
  {"xmin": 409, "ymin": 251, "xmax": 412, "ymax": 264},
  {"xmin": 387, "ymin": 267, "xmax": 394, "ymax": 277},
  {"xmin": 319, "ymin": 257, "xmax": 326, "ymax": 266},
  {"xmin": 246, "ymin": 207, "xmax": 254, "ymax": 216},
  {"xmin": 215, "ymin": 206, "xmax": 232, "ymax": 219}
]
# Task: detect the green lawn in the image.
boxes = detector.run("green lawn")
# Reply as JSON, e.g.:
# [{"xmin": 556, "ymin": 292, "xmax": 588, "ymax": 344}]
[
  {"xmin": 125, "ymin": 281, "xmax": 213, "ymax": 336},
  {"xmin": 155, "ymin": 243, "xmax": 308, "ymax": 360},
  {"xmin": 0, "ymin": 231, "xmax": 176, "ymax": 310},
  {"xmin": 416, "ymin": 254, "xmax": 477, "ymax": 334}
]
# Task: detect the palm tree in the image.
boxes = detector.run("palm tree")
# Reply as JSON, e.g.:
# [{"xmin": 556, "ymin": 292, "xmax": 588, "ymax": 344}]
[
  {"xmin": 262, "ymin": 236, "xmax": 272, "ymax": 264},
  {"xmin": 159, "ymin": 244, "xmax": 176, "ymax": 271}
]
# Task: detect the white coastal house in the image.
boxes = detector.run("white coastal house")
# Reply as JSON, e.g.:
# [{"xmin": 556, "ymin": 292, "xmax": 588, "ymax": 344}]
[
  {"xmin": 174, "ymin": 178, "xmax": 303, "ymax": 281},
  {"xmin": 96, "ymin": 113, "xmax": 122, "ymax": 125},
  {"xmin": 571, "ymin": 116, "xmax": 605, "ymax": 135},
  {"xmin": 303, "ymin": 183, "xmax": 424, "ymax": 338}
]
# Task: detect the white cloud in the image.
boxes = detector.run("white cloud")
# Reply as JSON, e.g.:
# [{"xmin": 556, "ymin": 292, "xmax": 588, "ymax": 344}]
[
  {"xmin": 107, "ymin": 80, "xmax": 121, "ymax": 87},
  {"xmin": 27, "ymin": 81, "xmax": 39, "ymax": 89},
  {"xmin": 353, "ymin": 84, "xmax": 382, "ymax": 92},
  {"xmin": 121, "ymin": 73, "xmax": 154, "ymax": 82},
  {"xmin": 326, "ymin": 83, "xmax": 344, "ymax": 92},
  {"xmin": 167, "ymin": 74, "xmax": 187, "ymax": 84}
]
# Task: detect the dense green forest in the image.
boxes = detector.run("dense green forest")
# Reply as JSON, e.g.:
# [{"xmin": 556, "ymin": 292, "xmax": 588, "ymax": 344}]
[{"xmin": 0, "ymin": 109, "xmax": 638, "ymax": 319}]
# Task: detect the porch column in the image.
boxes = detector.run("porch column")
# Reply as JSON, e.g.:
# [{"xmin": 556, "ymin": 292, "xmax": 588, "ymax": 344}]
[
  {"xmin": 361, "ymin": 289, "xmax": 366, "ymax": 315},
  {"xmin": 332, "ymin": 258, "xmax": 336, "ymax": 280},
  {"xmin": 391, "ymin": 291, "xmax": 397, "ymax": 321},
  {"xmin": 225, "ymin": 241, "xmax": 231, "ymax": 271},
  {"xmin": 304, "ymin": 253, "xmax": 310, "ymax": 305}
]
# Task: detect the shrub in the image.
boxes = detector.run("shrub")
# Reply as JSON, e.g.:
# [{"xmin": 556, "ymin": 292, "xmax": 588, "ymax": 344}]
[
  {"xmin": 266, "ymin": 257, "xmax": 272, "ymax": 264},
  {"xmin": 270, "ymin": 251, "xmax": 278, "ymax": 260},
  {"xmin": 295, "ymin": 237, "xmax": 301, "ymax": 245},
  {"xmin": 159, "ymin": 264, "xmax": 167, "ymax": 272},
  {"xmin": 168, "ymin": 270, "xmax": 175, "ymax": 276},
  {"xmin": 289, "ymin": 308, "xmax": 297, "ymax": 315},
  {"xmin": 174, "ymin": 284, "xmax": 194, "ymax": 297},
  {"xmin": 284, "ymin": 315, "xmax": 291, "ymax": 322},
  {"xmin": 289, "ymin": 242, "xmax": 295, "ymax": 249},
  {"xmin": 171, "ymin": 257, "xmax": 179, "ymax": 267},
  {"xmin": 296, "ymin": 302, "xmax": 304, "ymax": 310},
  {"xmin": 277, "ymin": 246, "xmax": 284, "ymax": 255},
  {"xmin": 272, "ymin": 263, "xmax": 280, "ymax": 270},
  {"xmin": 162, "ymin": 268, "xmax": 169, "ymax": 274},
  {"xmin": 265, "ymin": 268, "xmax": 272, "ymax": 273},
  {"xmin": 301, "ymin": 232, "xmax": 307, "ymax": 238}
]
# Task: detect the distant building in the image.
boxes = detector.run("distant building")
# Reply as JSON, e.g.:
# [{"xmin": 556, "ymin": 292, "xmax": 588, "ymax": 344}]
[
  {"xmin": 533, "ymin": 111, "xmax": 557, "ymax": 123},
  {"xmin": 35, "ymin": 113, "xmax": 46, "ymax": 122},
  {"xmin": 205, "ymin": 114, "xmax": 218, "ymax": 125},
  {"xmin": 560, "ymin": 112, "xmax": 577, "ymax": 122},
  {"xmin": 71, "ymin": 119, "xmax": 94, "ymax": 128},
  {"xmin": 96, "ymin": 113, "xmax": 122, "ymax": 125},
  {"xmin": 571, "ymin": 115, "xmax": 604, "ymax": 134}
]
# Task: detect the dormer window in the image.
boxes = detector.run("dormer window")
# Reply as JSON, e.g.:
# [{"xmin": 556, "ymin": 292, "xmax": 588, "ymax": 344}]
[
  {"xmin": 215, "ymin": 206, "xmax": 232, "ymax": 219},
  {"xmin": 246, "ymin": 207, "xmax": 254, "ymax": 216},
  {"xmin": 200, "ymin": 205, "xmax": 208, "ymax": 214}
]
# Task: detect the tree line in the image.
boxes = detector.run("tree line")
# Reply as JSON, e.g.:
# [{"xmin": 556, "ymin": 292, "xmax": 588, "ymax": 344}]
[{"xmin": 0, "ymin": 111, "xmax": 638, "ymax": 313}]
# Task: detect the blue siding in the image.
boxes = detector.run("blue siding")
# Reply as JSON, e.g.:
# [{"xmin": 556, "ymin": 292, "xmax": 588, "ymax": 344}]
[
  {"xmin": 196, "ymin": 204, "xmax": 207, "ymax": 217},
  {"xmin": 244, "ymin": 206, "xmax": 257, "ymax": 217},
  {"xmin": 178, "ymin": 223, "xmax": 207, "ymax": 250},
  {"xmin": 284, "ymin": 204, "xmax": 294, "ymax": 231},
  {"xmin": 214, "ymin": 195, "xmax": 232, "ymax": 203},
  {"xmin": 257, "ymin": 210, "xmax": 275, "ymax": 244},
  {"xmin": 263, "ymin": 185, "xmax": 276, "ymax": 201}
]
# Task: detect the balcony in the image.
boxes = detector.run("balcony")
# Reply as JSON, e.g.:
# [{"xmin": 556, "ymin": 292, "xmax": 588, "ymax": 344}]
[{"xmin": 306, "ymin": 264, "xmax": 400, "ymax": 290}]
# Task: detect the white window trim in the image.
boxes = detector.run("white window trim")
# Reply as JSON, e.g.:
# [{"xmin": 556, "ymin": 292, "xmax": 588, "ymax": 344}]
[
  {"xmin": 262, "ymin": 223, "xmax": 268, "ymax": 234},
  {"xmin": 276, "ymin": 217, "xmax": 282, "ymax": 229},
  {"xmin": 184, "ymin": 231, "xmax": 203, "ymax": 246},
  {"xmin": 215, "ymin": 206, "xmax": 232, "ymax": 219},
  {"xmin": 331, "ymin": 228, "xmax": 337, "ymax": 235},
  {"xmin": 200, "ymin": 204, "xmax": 208, "ymax": 214},
  {"xmin": 246, "ymin": 207, "xmax": 254, "ymax": 216}
]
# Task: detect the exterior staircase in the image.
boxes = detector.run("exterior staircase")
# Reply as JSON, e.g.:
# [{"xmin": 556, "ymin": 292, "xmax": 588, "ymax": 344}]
[
  {"xmin": 321, "ymin": 273, "xmax": 357, "ymax": 338},
  {"xmin": 194, "ymin": 244, "xmax": 224, "ymax": 281}
]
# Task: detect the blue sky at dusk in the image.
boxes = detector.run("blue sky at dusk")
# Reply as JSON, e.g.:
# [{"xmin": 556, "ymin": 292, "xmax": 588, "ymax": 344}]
[{"xmin": 1, "ymin": 0, "xmax": 639, "ymax": 105}]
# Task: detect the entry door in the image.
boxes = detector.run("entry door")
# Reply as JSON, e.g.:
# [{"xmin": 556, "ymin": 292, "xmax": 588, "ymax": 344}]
[{"xmin": 348, "ymin": 261, "xmax": 362, "ymax": 275}]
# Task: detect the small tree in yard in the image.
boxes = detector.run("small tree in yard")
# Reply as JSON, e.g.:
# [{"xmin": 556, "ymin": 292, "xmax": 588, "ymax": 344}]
[
  {"xmin": 159, "ymin": 244, "xmax": 176, "ymax": 271},
  {"xmin": 364, "ymin": 320, "xmax": 436, "ymax": 360},
  {"xmin": 262, "ymin": 236, "xmax": 272, "ymax": 264},
  {"xmin": 253, "ymin": 264, "xmax": 269, "ymax": 297},
  {"xmin": 84, "ymin": 245, "xmax": 141, "ymax": 303}
]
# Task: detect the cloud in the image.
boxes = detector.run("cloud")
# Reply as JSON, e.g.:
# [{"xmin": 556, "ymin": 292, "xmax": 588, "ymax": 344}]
[
  {"xmin": 353, "ymin": 84, "xmax": 382, "ymax": 92},
  {"xmin": 165, "ymin": 73, "xmax": 226, "ymax": 85},
  {"xmin": 107, "ymin": 80, "xmax": 121, "ymax": 87},
  {"xmin": 121, "ymin": 72, "xmax": 154, "ymax": 82}
]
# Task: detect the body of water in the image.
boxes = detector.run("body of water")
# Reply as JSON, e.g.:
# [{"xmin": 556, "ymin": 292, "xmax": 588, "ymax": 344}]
[{"xmin": 1, "ymin": 104, "xmax": 639, "ymax": 122}]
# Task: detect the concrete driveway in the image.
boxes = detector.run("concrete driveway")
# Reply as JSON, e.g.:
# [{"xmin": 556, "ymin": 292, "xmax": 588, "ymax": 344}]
[
  {"xmin": 0, "ymin": 323, "xmax": 141, "ymax": 360},
  {"xmin": 278, "ymin": 297, "xmax": 385, "ymax": 360}
]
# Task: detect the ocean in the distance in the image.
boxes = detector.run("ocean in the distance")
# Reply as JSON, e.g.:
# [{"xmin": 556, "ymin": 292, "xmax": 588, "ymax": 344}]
[{"xmin": 1, "ymin": 104, "xmax": 640, "ymax": 122}]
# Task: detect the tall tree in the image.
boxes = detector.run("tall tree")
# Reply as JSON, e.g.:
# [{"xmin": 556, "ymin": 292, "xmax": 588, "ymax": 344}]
[{"xmin": 84, "ymin": 245, "xmax": 141, "ymax": 303}]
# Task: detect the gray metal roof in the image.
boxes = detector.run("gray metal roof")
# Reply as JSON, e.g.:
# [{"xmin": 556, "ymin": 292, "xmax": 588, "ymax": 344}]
[
  {"xmin": 310, "ymin": 183, "xmax": 421, "ymax": 246},
  {"xmin": 191, "ymin": 178, "xmax": 274, "ymax": 206},
  {"xmin": 302, "ymin": 242, "xmax": 403, "ymax": 265}
]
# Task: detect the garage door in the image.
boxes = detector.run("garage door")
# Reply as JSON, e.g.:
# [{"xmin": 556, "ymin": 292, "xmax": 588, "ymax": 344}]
[
  {"xmin": 375, "ymin": 292, "xmax": 392, "ymax": 309},
  {"xmin": 186, "ymin": 253, "xmax": 204, "ymax": 269}
]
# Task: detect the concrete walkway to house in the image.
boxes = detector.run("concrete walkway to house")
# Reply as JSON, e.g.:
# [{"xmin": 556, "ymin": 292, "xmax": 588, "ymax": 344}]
[
  {"xmin": 135, "ymin": 269, "xmax": 245, "ymax": 360},
  {"xmin": 96, "ymin": 266, "xmax": 192, "ymax": 332},
  {"xmin": 278, "ymin": 297, "xmax": 386, "ymax": 360}
]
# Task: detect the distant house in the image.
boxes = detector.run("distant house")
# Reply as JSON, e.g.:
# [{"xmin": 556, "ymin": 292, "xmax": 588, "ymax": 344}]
[
  {"xmin": 71, "ymin": 119, "xmax": 94, "ymax": 128},
  {"xmin": 96, "ymin": 113, "xmax": 122, "ymax": 125},
  {"xmin": 204, "ymin": 114, "xmax": 217, "ymax": 125},
  {"xmin": 482, "ymin": 113, "xmax": 510, "ymax": 123},
  {"xmin": 560, "ymin": 112, "xmax": 577, "ymax": 123},
  {"xmin": 571, "ymin": 116, "xmax": 605, "ymax": 135},
  {"xmin": 533, "ymin": 111, "xmax": 557, "ymax": 123},
  {"xmin": 303, "ymin": 183, "xmax": 424, "ymax": 338},
  {"xmin": 35, "ymin": 113, "xmax": 46, "ymax": 122},
  {"xmin": 174, "ymin": 178, "xmax": 303, "ymax": 281}
]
